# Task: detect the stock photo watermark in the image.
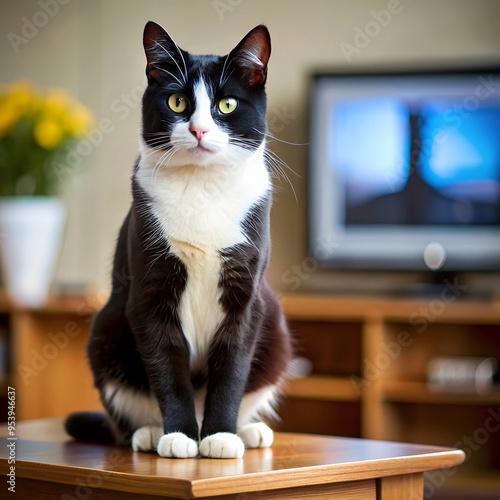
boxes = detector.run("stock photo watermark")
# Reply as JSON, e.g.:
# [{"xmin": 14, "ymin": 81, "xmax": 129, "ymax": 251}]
[
  {"xmin": 14, "ymin": 266, "xmax": 134, "ymax": 385},
  {"xmin": 268, "ymin": 106, "xmax": 297, "ymax": 134},
  {"xmin": 350, "ymin": 277, "xmax": 468, "ymax": 394},
  {"xmin": 17, "ymin": 321, "xmax": 82, "ymax": 384},
  {"xmin": 282, "ymin": 237, "xmax": 339, "ymax": 291},
  {"xmin": 60, "ymin": 449, "xmax": 125, "ymax": 500},
  {"xmin": 408, "ymin": 278, "xmax": 468, "ymax": 332},
  {"xmin": 5, "ymin": 387, "xmax": 16, "ymax": 494},
  {"xmin": 340, "ymin": 0, "xmax": 412, "ymax": 62},
  {"xmin": 213, "ymin": 0, "xmax": 244, "ymax": 21},
  {"xmin": 52, "ymin": 82, "xmax": 145, "ymax": 184},
  {"xmin": 425, "ymin": 406, "xmax": 500, "ymax": 498},
  {"xmin": 7, "ymin": 0, "xmax": 71, "ymax": 54}
]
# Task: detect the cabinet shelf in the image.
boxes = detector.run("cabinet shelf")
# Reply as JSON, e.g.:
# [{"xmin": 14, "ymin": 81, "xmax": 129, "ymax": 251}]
[
  {"xmin": 0, "ymin": 291, "xmax": 102, "ymax": 316},
  {"xmin": 282, "ymin": 293, "xmax": 500, "ymax": 325},
  {"xmin": 280, "ymin": 293, "xmax": 500, "ymax": 500},
  {"xmin": 440, "ymin": 471, "xmax": 500, "ymax": 499},
  {"xmin": 286, "ymin": 375, "xmax": 360, "ymax": 402},
  {"xmin": 0, "ymin": 292, "xmax": 102, "ymax": 420},
  {"xmin": 382, "ymin": 380, "xmax": 500, "ymax": 405}
]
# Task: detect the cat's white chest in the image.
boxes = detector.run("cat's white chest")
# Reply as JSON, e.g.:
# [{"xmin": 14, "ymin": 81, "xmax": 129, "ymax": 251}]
[
  {"xmin": 171, "ymin": 239, "xmax": 223, "ymax": 364},
  {"xmin": 135, "ymin": 146, "xmax": 270, "ymax": 361},
  {"xmin": 139, "ymin": 148, "xmax": 269, "ymax": 251}
]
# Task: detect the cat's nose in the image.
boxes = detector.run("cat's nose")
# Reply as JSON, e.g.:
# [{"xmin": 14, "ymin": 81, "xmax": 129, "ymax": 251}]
[{"xmin": 189, "ymin": 127, "xmax": 208, "ymax": 142}]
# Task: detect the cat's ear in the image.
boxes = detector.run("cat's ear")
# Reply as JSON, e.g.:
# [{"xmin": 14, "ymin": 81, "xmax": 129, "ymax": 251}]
[
  {"xmin": 227, "ymin": 25, "xmax": 271, "ymax": 88},
  {"xmin": 143, "ymin": 21, "xmax": 184, "ymax": 81}
]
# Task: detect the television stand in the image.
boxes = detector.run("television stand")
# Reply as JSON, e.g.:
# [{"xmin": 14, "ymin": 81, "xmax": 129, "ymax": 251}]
[
  {"xmin": 395, "ymin": 270, "xmax": 492, "ymax": 300},
  {"xmin": 279, "ymin": 293, "xmax": 500, "ymax": 500}
]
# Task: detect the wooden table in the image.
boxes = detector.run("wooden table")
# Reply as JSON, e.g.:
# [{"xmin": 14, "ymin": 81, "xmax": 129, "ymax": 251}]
[{"xmin": 0, "ymin": 419, "xmax": 465, "ymax": 499}]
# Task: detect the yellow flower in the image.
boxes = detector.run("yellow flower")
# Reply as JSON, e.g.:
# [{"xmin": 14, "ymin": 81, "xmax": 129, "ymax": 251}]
[
  {"xmin": 0, "ymin": 101, "xmax": 21, "ymax": 138},
  {"xmin": 0, "ymin": 81, "xmax": 36, "ymax": 137},
  {"xmin": 1, "ymin": 81, "xmax": 93, "ymax": 148},
  {"xmin": 43, "ymin": 90, "xmax": 71, "ymax": 118},
  {"xmin": 34, "ymin": 118, "xmax": 64, "ymax": 149},
  {"xmin": 64, "ymin": 103, "xmax": 93, "ymax": 135},
  {"xmin": 7, "ymin": 81, "xmax": 33, "ymax": 114}
]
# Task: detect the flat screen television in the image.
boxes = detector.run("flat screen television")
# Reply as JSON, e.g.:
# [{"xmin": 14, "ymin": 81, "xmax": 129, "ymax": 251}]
[{"xmin": 308, "ymin": 68, "xmax": 500, "ymax": 271}]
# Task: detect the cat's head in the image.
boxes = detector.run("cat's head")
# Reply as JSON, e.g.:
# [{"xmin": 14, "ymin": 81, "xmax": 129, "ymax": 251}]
[{"xmin": 140, "ymin": 21, "xmax": 271, "ymax": 169}]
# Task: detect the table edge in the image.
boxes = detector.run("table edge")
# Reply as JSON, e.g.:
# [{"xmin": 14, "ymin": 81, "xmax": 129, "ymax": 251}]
[{"xmin": 0, "ymin": 439, "xmax": 465, "ymax": 498}]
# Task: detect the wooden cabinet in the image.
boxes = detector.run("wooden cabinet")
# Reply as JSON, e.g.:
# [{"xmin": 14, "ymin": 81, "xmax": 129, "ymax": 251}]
[
  {"xmin": 0, "ymin": 291, "xmax": 499, "ymax": 497},
  {"xmin": 0, "ymin": 291, "xmax": 102, "ymax": 420},
  {"xmin": 277, "ymin": 294, "xmax": 500, "ymax": 500}
]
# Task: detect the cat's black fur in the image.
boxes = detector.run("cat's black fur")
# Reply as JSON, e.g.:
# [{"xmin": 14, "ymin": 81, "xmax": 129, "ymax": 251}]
[{"xmin": 65, "ymin": 22, "xmax": 292, "ymax": 458}]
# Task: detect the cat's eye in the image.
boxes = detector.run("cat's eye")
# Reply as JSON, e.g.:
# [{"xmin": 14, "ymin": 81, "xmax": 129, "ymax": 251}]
[
  {"xmin": 168, "ymin": 93, "xmax": 189, "ymax": 113},
  {"xmin": 218, "ymin": 97, "xmax": 238, "ymax": 115}
]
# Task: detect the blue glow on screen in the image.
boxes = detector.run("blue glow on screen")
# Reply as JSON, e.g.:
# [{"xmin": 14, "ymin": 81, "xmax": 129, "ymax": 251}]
[
  {"xmin": 330, "ymin": 97, "xmax": 500, "ymax": 225},
  {"xmin": 330, "ymin": 99, "xmax": 409, "ymax": 203},
  {"xmin": 421, "ymin": 106, "xmax": 500, "ymax": 200}
]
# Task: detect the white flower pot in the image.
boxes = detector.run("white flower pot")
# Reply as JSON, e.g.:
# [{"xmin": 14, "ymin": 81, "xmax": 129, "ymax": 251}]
[{"xmin": 0, "ymin": 197, "xmax": 65, "ymax": 307}]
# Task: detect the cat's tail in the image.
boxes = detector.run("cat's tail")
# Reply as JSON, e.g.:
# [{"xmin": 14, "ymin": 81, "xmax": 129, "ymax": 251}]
[{"xmin": 64, "ymin": 412, "xmax": 116, "ymax": 444}]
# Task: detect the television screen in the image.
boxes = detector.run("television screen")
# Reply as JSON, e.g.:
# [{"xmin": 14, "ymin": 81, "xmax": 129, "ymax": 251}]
[{"xmin": 309, "ymin": 69, "xmax": 500, "ymax": 271}]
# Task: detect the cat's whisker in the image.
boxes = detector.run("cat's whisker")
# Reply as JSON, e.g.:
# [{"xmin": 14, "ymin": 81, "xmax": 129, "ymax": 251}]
[
  {"xmin": 219, "ymin": 62, "xmax": 236, "ymax": 89},
  {"xmin": 144, "ymin": 139, "xmax": 169, "ymax": 150},
  {"xmin": 143, "ymin": 132, "xmax": 172, "ymax": 151},
  {"xmin": 169, "ymin": 38, "xmax": 189, "ymax": 84},
  {"xmin": 144, "ymin": 131, "xmax": 172, "ymax": 139},
  {"xmin": 228, "ymin": 137, "xmax": 262, "ymax": 153},
  {"xmin": 144, "ymin": 136, "xmax": 167, "ymax": 143},
  {"xmin": 256, "ymin": 128, "xmax": 309, "ymax": 148},
  {"xmin": 144, "ymin": 145, "xmax": 170, "ymax": 159},
  {"xmin": 148, "ymin": 148, "xmax": 175, "ymax": 188},
  {"xmin": 264, "ymin": 150, "xmax": 299, "ymax": 203},
  {"xmin": 145, "ymin": 130, "xmax": 173, "ymax": 137},
  {"xmin": 240, "ymin": 130, "xmax": 301, "ymax": 177},
  {"xmin": 154, "ymin": 65, "xmax": 184, "ymax": 88},
  {"xmin": 153, "ymin": 40, "xmax": 188, "ymax": 85},
  {"xmin": 153, "ymin": 148, "xmax": 176, "ymax": 175},
  {"xmin": 219, "ymin": 54, "xmax": 230, "ymax": 88},
  {"xmin": 143, "ymin": 143, "xmax": 168, "ymax": 151},
  {"xmin": 213, "ymin": 137, "xmax": 298, "ymax": 202}
]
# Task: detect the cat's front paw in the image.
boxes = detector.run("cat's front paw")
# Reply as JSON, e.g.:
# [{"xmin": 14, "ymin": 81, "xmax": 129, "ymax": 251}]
[
  {"xmin": 157, "ymin": 432, "xmax": 199, "ymax": 458},
  {"xmin": 132, "ymin": 425, "xmax": 163, "ymax": 452},
  {"xmin": 199, "ymin": 432, "xmax": 245, "ymax": 459},
  {"xmin": 238, "ymin": 422, "xmax": 274, "ymax": 449}
]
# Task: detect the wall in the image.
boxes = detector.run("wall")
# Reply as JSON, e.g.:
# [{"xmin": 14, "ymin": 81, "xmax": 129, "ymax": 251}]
[{"xmin": 1, "ymin": 0, "xmax": 499, "ymax": 296}]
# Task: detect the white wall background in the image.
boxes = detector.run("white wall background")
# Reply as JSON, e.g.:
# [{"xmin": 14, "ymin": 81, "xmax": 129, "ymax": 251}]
[{"xmin": 1, "ymin": 0, "xmax": 499, "ymax": 296}]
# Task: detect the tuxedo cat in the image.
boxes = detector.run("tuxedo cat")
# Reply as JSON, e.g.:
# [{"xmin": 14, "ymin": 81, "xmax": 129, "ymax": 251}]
[{"xmin": 65, "ymin": 21, "xmax": 292, "ymax": 459}]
